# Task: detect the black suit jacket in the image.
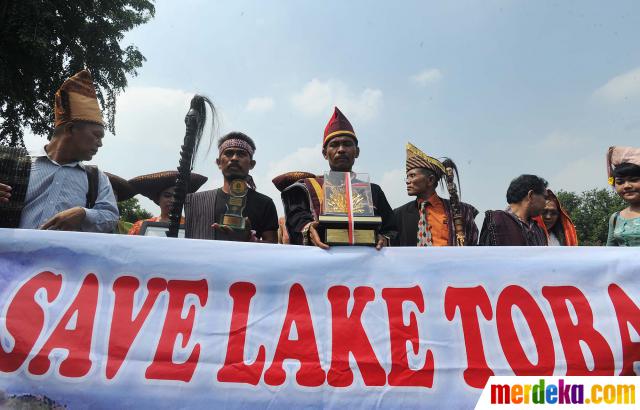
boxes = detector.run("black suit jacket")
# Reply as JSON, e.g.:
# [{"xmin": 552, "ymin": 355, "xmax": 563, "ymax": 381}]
[{"xmin": 393, "ymin": 197, "xmax": 479, "ymax": 246}]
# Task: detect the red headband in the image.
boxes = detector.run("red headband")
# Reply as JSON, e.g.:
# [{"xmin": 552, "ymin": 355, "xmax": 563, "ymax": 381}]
[{"xmin": 219, "ymin": 139, "xmax": 255, "ymax": 157}]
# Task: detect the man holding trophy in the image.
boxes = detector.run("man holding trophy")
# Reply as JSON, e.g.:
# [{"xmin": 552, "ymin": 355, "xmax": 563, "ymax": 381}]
[
  {"xmin": 184, "ymin": 132, "xmax": 278, "ymax": 243},
  {"xmin": 281, "ymin": 107, "xmax": 397, "ymax": 249}
]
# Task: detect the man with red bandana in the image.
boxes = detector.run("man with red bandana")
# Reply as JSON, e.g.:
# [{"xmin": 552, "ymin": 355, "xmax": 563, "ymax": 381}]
[{"xmin": 183, "ymin": 131, "xmax": 278, "ymax": 243}]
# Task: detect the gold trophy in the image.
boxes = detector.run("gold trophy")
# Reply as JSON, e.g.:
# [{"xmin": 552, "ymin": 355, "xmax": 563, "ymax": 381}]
[
  {"xmin": 318, "ymin": 171, "xmax": 381, "ymax": 246},
  {"xmin": 218, "ymin": 178, "xmax": 250, "ymax": 240}
]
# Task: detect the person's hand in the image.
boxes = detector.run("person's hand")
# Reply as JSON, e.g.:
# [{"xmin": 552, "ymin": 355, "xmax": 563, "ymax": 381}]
[
  {"xmin": 308, "ymin": 221, "xmax": 330, "ymax": 250},
  {"xmin": 41, "ymin": 207, "xmax": 86, "ymax": 231},
  {"xmin": 211, "ymin": 217, "xmax": 253, "ymax": 241},
  {"xmin": 0, "ymin": 182, "xmax": 11, "ymax": 203},
  {"xmin": 375, "ymin": 234, "xmax": 388, "ymax": 251},
  {"xmin": 211, "ymin": 223, "xmax": 235, "ymax": 234},
  {"xmin": 244, "ymin": 218, "xmax": 258, "ymax": 242}
]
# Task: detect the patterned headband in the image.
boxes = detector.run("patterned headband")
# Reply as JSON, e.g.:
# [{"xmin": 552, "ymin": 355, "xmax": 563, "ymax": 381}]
[{"xmin": 219, "ymin": 139, "xmax": 255, "ymax": 157}]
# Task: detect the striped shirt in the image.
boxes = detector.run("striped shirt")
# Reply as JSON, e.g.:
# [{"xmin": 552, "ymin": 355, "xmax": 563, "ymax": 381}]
[{"xmin": 18, "ymin": 146, "xmax": 118, "ymax": 232}]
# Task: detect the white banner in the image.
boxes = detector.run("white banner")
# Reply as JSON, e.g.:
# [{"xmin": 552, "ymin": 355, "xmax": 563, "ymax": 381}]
[{"xmin": 0, "ymin": 229, "xmax": 638, "ymax": 409}]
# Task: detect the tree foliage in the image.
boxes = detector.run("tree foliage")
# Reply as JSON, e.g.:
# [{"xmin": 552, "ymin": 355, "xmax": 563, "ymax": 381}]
[
  {"xmin": 0, "ymin": 0, "xmax": 155, "ymax": 147},
  {"xmin": 117, "ymin": 197, "xmax": 152, "ymax": 223},
  {"xmin": 556, "ymin": 188, "xmax": 626, "ymax": 245}
]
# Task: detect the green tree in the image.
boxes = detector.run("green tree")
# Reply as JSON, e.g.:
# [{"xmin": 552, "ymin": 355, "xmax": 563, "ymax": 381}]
[
  {"xmin": 117, "ymin": 197, "xmax": 152, "ymax": 223},
  {"xmin": 0, "ymin": 0, "xmax": 155, "ymax": 147},
  {"xmin": 556, "ymin": 188, "xmax": 626, "ymax": 245}
]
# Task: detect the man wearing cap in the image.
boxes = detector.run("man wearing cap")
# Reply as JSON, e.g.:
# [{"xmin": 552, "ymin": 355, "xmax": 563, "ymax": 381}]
[
  {"xmin": 394, "ymin": 143, "xmax": 479, "ymax": 246},
  {"xmin": 184, "ymin": 131, "xmax": 279, "ymax": 242},
  {"xmin": 0, "ymin": 70, "xmax": 118, "ymax": 232},
  {"xmin": 281, "ymin": 107, "xmax": 397, "ymax": 249},
  {"xmin": 128, "ymin": 171, "xmax": 208, "ymax": 235}
]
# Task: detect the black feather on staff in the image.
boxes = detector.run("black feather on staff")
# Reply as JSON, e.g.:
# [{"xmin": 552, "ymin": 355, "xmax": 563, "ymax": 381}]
[
  {"xmin": 167, "ymin": 95, "xmax": 216, "ymax": 238},
  {"xmin": 441, "ymin": 158, "xmax": 466, "ymax": 246},
  {"xmin": 441, "ymin": 158, "xmax": 461, "ymax": 197}
]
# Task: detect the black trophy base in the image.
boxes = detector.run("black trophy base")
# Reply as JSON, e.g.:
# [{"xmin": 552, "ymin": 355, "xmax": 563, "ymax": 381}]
[
  {"xmin": 318, "ymin": 215, "xmax": 382, "ymax": 246},
  {"xmin": 216, "ymin": 227, "xmax": 251, "ymax": 242},
  {"xmin": 222, "ymin": 214, "xmax": 245, "ymax": 229},
  {"xmin": 217, "ymin": 214, "xmax": 249, "ymax": 241}
]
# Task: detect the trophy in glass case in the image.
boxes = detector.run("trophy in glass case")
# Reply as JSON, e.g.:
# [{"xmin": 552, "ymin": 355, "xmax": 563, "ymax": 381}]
[
  {"xmin": 218, "ymin": 178, "xmax": 250, "ymax": 241},
  {"xmin": 318, "ymin": 171, "xmax": 381, "ymax": 246}
]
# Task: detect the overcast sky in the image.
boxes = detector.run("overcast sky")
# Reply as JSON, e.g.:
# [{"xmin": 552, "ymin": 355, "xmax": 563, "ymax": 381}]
[{"xmin": 25, "ymin": 0, "xmax": 640, "ymax": 218}]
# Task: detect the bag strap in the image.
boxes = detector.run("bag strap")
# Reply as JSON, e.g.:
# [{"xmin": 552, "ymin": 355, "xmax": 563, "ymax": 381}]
[{"xmin": 85, "ymin": 165, "xmax": 99, "ymax": 209}]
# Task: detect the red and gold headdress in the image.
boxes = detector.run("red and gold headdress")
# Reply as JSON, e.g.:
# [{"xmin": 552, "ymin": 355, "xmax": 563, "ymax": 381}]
[{"xmin": 323, "ymin": 107, "xmax": 356, "ymax": 146}]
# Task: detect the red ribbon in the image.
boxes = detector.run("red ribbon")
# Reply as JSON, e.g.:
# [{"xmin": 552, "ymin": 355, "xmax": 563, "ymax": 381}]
[{"xmin": 345, "ymin": 172, "xmax": 354, "ymax": 245}]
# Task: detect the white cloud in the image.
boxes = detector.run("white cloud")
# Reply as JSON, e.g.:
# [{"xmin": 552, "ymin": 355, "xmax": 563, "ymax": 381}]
[
  {"xmin": 291, "ymin": 78, "xmax": 383, "ymax": 121},
  {"xmin": 537, "ymin": 131, "xmax": 590, "ymax": 151},
  {"xmin": 379, "ymin": 168, "xmax": 409, "ymax": 209},
  {"xmin": 410, "ymin": 68, "xmax": 443, "ymax": 86},
  {"xmin": 23, "ymin": 130, "xmax": 45, "ymax": 150},
  {"xmin": 593, "ymin": 67, "xmax": 640, "ymax": 103},
  {"xmin": 245, "ymin": 96, "xmax": 275, "ymax": 113},
  {"xmin": 264, "ymin": 143, "xmax": 326, "ymax": 178},
  {"xmin": 548, "ymin": 154, "xmax": 607, "ymax": 194}
]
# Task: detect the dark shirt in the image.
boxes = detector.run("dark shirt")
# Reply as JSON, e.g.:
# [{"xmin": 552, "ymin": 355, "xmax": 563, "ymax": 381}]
[
  {"xmin": 479, "ymin": 208, "xmax": 548, "ymax": 246},
  {"xmin": 393, "ymin": 197, "xmax": 479, "ymax": 246},
  {"xmin": 185, "ymin": 188, "xmax": 278, "ymax": 240},
  {"xmin": 282, "ymin": 182, "xmax": 397, "ymax": 245},
  {"xmin": 215, "ymin": 190, "xmax": 278, "ymax": 238}
]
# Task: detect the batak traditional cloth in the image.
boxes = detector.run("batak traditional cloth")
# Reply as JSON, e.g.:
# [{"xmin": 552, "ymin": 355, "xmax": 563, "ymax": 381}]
[
  {"xmin": 129, "ymin": 171, "xmax": 207, "ymax": 203},
  {"xmin": 607, "ymin": 146, "xmax": 640, "ymax": 185},
  {"xmin": 54, "ymin": 70, "xmax": 104, "ymax": 128},
  {"xmin": 105, "ymin": 172, "xmax": 137, "ymax": 202},
  {"xmin": 272, "ymin": 171, "xmax": 317, "ymax": 192},
  {"xmin": 406, "ymin": 142, "xmax": 446, "ymax": 176},
  {"xmin": 323, "ymin": 107, "xmax": 356, "ymax": 146}
]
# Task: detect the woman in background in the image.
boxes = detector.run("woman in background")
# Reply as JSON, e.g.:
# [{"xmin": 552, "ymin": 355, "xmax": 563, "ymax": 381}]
[
  {"xmin": 128, "ymin": 171, "xmax": 207, "ymax": 235},
  {"xmin": 535, "ymin": 189, "xmax": 578, "ymax": 246}
]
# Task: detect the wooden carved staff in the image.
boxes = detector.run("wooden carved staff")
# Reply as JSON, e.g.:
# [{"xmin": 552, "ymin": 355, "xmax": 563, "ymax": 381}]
[
  {"xmin": 167, "ymin": 95, "xmax": 215, "ymax": 238},
  {"xmin": 442, "ymin": 158, "xmax": 465, "ymax": 246}
]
